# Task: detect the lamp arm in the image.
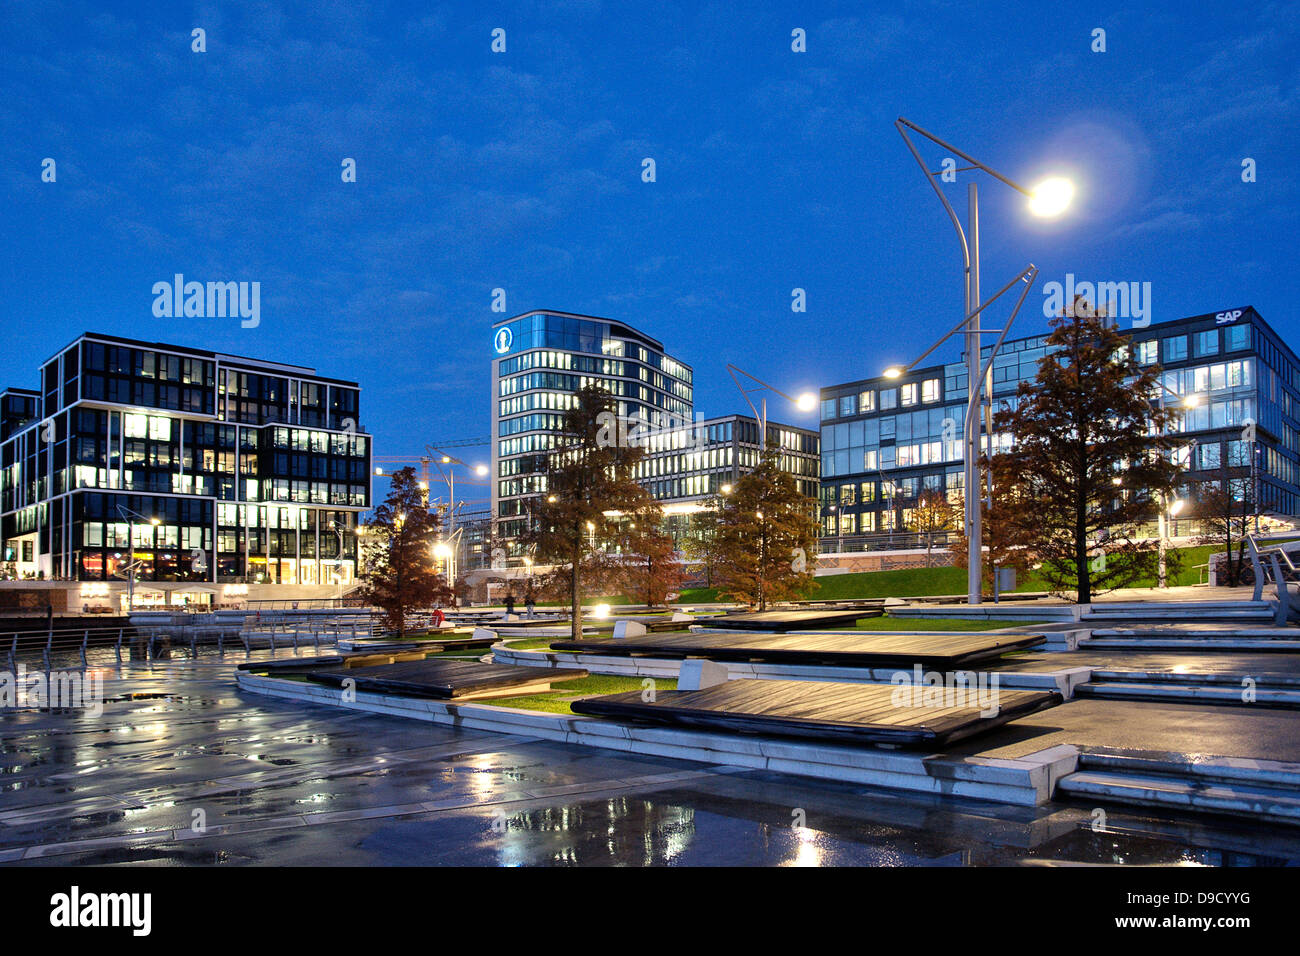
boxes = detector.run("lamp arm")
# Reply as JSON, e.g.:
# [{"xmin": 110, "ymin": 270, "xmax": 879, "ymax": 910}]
[
  {"xmin": 897, "ymin": 117, "xmax": 1030, "ymax": 196},
  {"xmin": 964, "ymin": 265, "xmax": 1039, "ymax": 434}
]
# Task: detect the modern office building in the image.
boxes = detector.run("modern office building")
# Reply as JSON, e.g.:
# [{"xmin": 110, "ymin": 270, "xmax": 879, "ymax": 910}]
[
  {"xmin": 818, "ymin": 306, "xmax": 1292, "ymax": 552},
  {"xmin": 636, "ymin": 413, "xmax": 820, "ymax": 546},
  {"xmin": 491, "ymin": 310, "xmax": 695, "ymax": 553},
  {"xmin": 636, "ymin": 413, "xmax": 819, "ymax": 502},
  {"xmin": 0, "ymin": 333, "xmax": 371, "ymax": 600},
  {"xmin": 490, "ymin": 311, "xmax": 821, "ymax": 561}
]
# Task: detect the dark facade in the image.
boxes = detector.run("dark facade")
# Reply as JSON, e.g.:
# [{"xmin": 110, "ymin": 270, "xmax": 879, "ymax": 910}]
[{"xmin": 1, "ymin": 333, "xmax": 371, "ymax": 586}]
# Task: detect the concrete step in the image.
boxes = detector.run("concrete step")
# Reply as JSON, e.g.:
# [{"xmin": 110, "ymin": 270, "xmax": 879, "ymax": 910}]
[
  {"xmin": 1081, "ymin": 602, "xmax": 1273, "ymax": 621},
  {"xmin": 1081, "ymin": 611, "xmax": 1274, "ymax": 623},
  {"xmin": 1057, "ymin": 769, "xmax": 1300, "ymax": 824},
  {"xmin": 1078, "ymin": 749, "xmax": 1300, "ymax": 788},
  {"xmin": 1080, "ymin": 637, "xmax": 1300, "ymax": 651},
  {"xmin": 1086, "ymin": 667, "xmax": 1300, "ymax": 687},
  {"xmin": 1076, "ymin": 681, "xmax": 1300, "ymax": 707},
  {"xmin": 1090, "ymin": 627, "xmax": 1299, "ymax": 638}
]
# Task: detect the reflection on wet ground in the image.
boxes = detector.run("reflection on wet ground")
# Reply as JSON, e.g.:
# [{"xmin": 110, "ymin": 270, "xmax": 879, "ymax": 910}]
[{"xmin": 1, "ymin": 647, "xmax": 1298, "ymax": 866}]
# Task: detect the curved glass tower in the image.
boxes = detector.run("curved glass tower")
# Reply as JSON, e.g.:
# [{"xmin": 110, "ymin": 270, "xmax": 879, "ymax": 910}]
[{"xmin": 490, "ymin": 310, "xmax": 693, "ymax": 557}]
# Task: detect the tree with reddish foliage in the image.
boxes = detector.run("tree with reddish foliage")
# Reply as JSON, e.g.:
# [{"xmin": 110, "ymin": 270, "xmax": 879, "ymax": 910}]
[
  {"xmin": 616, "ymin": 518, "xmax": 686, "ymax": 607},
  {"xmin": 713, "ymin": 438, "xmax": 818, "ymax": 610},
  {"xmin": 359, "ymin": 466, "xmax": 452, "ymax": 634},
  {"xmin": 523, "ymin": 385, "xmax": 659, "ymax": 639},
  {"xmin": 984, "ymin": 308, "xmax": 1183, "ymax": 603},
  {"xmin": 911, "ymin": 488, "xmax": 956, "ymax": 567}
]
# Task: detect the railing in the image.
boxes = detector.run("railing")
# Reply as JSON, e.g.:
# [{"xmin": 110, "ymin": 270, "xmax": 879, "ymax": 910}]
[
  {"xmin": 4, "ymin": 623, "xmax": 144, "ymax": 671},
  {"xmin": 1245, "ymin": 534, "xmax": 1300, "ymax": 624}
]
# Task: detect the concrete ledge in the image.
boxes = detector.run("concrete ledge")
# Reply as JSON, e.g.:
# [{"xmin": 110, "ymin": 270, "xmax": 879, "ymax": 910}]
[
  {"xmin": 490, "ymin": 644, "xmax": 1094, "ymax": 699},
  {"xmin": 236, "ymin": 672, "xmax": 1072, "ymax": 805}
]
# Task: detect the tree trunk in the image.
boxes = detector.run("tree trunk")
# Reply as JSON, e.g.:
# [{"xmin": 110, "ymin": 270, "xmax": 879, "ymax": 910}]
[
  {"xmin": 570, "ymin": 554, "xmax": 581, "ymax": 641},
  {"xmin": 1076, "ymin": 499, "xmax": 1091, "ymax": 604}
]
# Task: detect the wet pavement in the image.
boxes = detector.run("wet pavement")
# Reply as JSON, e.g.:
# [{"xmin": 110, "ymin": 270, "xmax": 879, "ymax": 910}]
[{"xmin": 3, "ymin": 647, "xmax": 1300, "ymax": 866}]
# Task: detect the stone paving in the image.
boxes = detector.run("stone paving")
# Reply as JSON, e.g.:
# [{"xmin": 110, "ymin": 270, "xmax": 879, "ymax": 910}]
[{"xmin": 3, "ymin": 648, "xmax": 1299, "ymax": 866}]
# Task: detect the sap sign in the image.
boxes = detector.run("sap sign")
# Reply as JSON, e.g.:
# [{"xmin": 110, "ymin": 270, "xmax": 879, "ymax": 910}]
[
  {"xmin": 1216, "ymin": 310, "xmax": 1244, "ymax": 325},
  {"xmin": 493, "ymin": 327, "xmax": 513, "ymax": 354}
]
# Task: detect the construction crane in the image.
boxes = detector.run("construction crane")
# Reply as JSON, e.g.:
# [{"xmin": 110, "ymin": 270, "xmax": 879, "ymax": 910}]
[{"xmin": 372, "ymin": 442, "xmax": 492, "ymax": 532}]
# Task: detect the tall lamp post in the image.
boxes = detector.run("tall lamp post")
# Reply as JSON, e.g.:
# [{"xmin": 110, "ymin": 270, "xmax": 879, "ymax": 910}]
[
  {"xmin": 427, "ymin": 446, "xmax": 489, "ymax": 574},
  {"xmin": 894, "ymin": 117, "xmax": 1074, "ymax": 604},
  {"xmin": 116, "ymin": 505, "xmax": 160, "ymax": 612}
]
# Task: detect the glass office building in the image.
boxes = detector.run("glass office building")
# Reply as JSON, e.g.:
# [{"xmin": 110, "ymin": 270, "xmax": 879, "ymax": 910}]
[
  {"xmin": 818, "ymin": 306, "xmax": 1295, "ymax": 551},
  {"xmin": 0, "ymin": 333, "xmax": 371, "ymax": 587},
  {"xmin": 491, "ymin": 310, "xmax": 694, "ymax": 552},
  {"xmin": 490, "ymin": 311, "xmax": 822, "ymax": 561},
  {"xmin": 635, "ymin": 414, "xmax": 819, "ymax": 505}
]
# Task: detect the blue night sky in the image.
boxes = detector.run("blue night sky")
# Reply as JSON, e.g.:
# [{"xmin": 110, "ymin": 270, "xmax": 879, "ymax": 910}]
[{"xmin": 2, "ymin": 1, "xmax": 1297, "ymax": 503}]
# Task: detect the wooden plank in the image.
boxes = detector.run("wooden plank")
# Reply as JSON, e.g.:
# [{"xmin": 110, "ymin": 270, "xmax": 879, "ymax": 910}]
[
  {"xmin": 551, "ymin": 631, "xmax": 1044, "ymax": 668},
  {"xmin": 698, "ymin": 608, "xmax": 884, "ymax": 632},
  {"xmin": 571, "ymin": 679, "xmax": 1061, "ymax": 747},
  {"xmin": 302, "ymin": 659, "xmax": 589, "ymax": 699}
]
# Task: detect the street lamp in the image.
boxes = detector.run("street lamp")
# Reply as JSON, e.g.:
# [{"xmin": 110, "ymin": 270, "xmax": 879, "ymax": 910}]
[
  {"xmin": 725, "ymin": 364, "xmax": 817, "ymax": 450},
  {"xmin": 894, "ymin": 116, "xmax": 1072, "ymax": 604},
  {"xmin": 116, "ymin": 505, "xmax": 160, "ymax": 611},
  {"xmin": 328, "ymin": 519, "xmax": 346, "ymax": 602},
  {"xmin": 426, "ymin": 445, "xmax": 490, "ymax": 571}
]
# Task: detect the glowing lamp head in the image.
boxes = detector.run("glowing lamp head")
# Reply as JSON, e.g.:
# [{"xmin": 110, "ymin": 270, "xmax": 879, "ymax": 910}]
[
  {"xmin": 475, "ymin": 465, "xmax": 489, "ymax": 477},
  {"xmin": 1169, "ymin": 499, "xmax": 1185, "ymax": 516},
  {"xmin": 720, "ymin": 484, "xmax": 732, "ymax": 495},
  {"xmin": 592, "ymin": 603, "xmax": 611, "ymax": 619},
  {"xmin": 1183, "ymin": 394, "xmax": 1202, "ymax": 408},
  {"xmin": 883, "ymin": 366, "xmax": 903, "ymax": 379},
  {"xmin": 796, "ymin": 392, "xmax": 817, "ymax": 412},
  {"xmin": 1027, "ymin": 177, "xmax": 1074, "ymax": 218},
  {"xmin": 433, "ymin": 542, "xmax": 451, "ymax": 559}
]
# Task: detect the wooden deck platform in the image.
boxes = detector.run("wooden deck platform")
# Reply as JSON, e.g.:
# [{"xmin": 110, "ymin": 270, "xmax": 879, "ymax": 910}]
[
  {"xmin": 295, "ymin": 659, "xmax": 590, "ymax": 700},
  {"xmin": 571, "ymin": 679, "xmax": 1062, "ymax": 747},
  {"xmin": 696, "ymin": 608, "xmax": 884, "ymax": 631},
  {"xmin": 549, "ymin": 631, "xmax": 1045, "ymax": 667}
]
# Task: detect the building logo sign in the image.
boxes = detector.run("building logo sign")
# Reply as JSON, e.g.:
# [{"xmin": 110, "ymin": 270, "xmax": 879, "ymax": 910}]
[
  {"xmin": 493, "ymin": 327, "xmax": 513, "ymax": 354},
  {"xmin": 1216, "ymin": 309, "xmax": 1243, "ymax": 325}
]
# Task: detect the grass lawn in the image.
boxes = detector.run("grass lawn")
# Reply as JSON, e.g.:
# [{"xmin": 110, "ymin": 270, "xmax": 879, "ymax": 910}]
[
  {"xmin": 678, "ymin": 541, "xmax": 1256, "ymax": 604},
  {"xmin": 499, "ymin": 637, "xmax": 577, "ymax": 652},
  {"xmin": 485, "ymin": 674, "xmax": 675, "ymax": 714}
]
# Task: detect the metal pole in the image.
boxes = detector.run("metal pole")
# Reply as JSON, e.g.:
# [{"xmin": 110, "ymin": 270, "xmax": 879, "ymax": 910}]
[
  {"xmin": 1158, "ymin": 505, "xmax": 1168, "ymax": 588},
  {"xmin": 127, "ymin": 516, "xmax": 135, "ymax": 612},
  {"xmin": 966, "ymin": 182, "xmax": 982, "ymax": 604}
]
